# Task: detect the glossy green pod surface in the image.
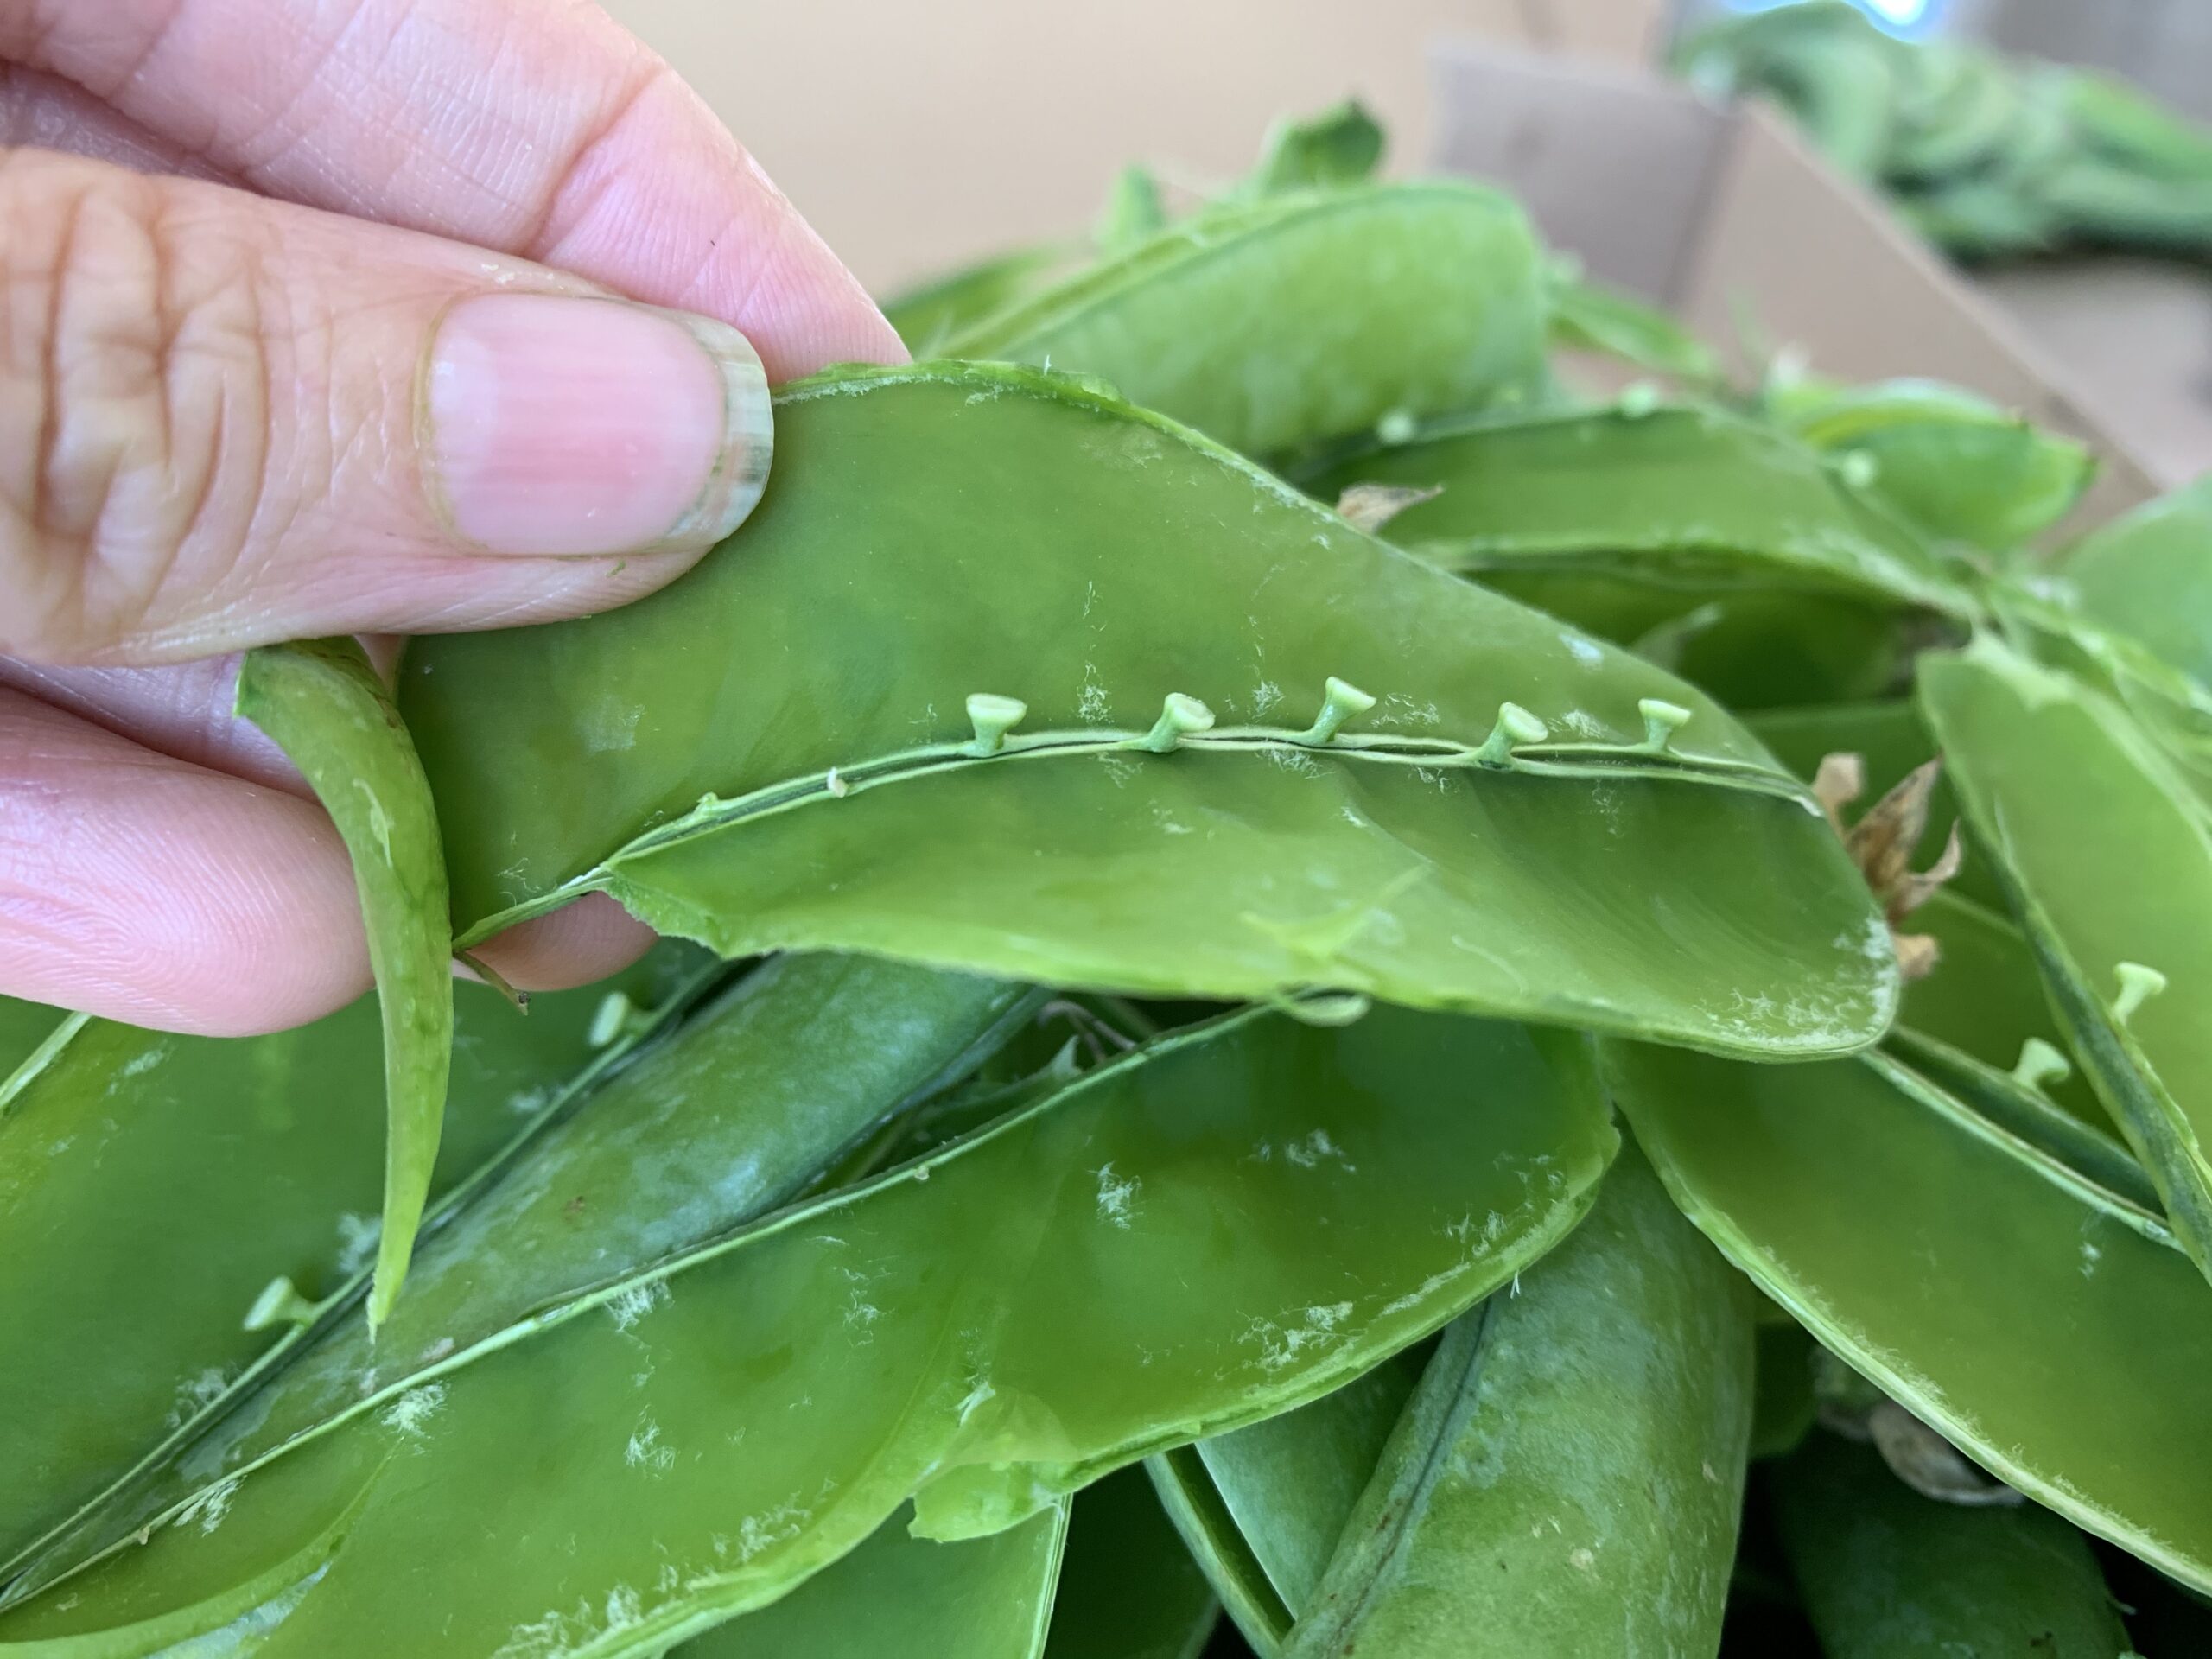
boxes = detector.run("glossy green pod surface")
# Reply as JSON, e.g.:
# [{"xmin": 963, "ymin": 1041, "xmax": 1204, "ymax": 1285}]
[
  {"xmin": 1772, "ymin": 1433, "xmax": 2131, "ymax": 1659},
  {"xmin": 1281, "ymin": 1144, "xmax": 1751, "ymax": 1658},
  {"xmin": 948, "ymin": 184, "xmax": 1549, "ymax": 454},
  {"xmin": 1613, "ymin": 1040, "xmax": 2212, "ymax": 1592},
  {"xmin": 400, "ymin": 362, "xmax": 1895, "ymax": 1062},
  {"xmin": 0, "ymin": 1006, "xmax": 1615, "ymax": 1657},
  {"xmin": 1301, "ymin": 403, "xmax": 1972, "ymax": 615}
]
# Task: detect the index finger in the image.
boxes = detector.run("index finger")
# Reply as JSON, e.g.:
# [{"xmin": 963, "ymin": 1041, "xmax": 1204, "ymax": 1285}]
[{"xmin": 0, "ymin": 0, "xmax": 900, "ymax": 380}]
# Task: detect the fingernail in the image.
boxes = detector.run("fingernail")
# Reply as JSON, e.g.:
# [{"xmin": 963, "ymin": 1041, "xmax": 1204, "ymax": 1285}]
[{"xmin": 422, "ymin": 294, "xmax": 772, "ymax": 557}]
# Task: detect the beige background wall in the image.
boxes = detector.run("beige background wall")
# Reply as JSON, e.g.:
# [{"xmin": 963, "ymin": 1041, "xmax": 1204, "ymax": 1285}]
[{"xmin": 601, "ymin": 0, "xmax": 1662, "ymax": 293}]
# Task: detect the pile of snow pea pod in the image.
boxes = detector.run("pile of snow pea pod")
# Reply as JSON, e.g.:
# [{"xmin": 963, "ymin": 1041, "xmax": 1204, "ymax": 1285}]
[
  {"xmin": 1681, "ymin": 0, "xmax": 2212, "ymax": 262},
  {"xmin": 8, "ymin": 98, "xmax": 2212, "ymax": 1657}
]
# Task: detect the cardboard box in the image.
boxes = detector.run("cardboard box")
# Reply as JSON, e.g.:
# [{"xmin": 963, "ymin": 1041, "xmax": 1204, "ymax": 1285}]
[
  {"xmin": 1431, "ymin": 41, "xmax": 2169, "ymax": 527},
  {"xmin": 602, "ymin": 0, "xmax": 1663, "ymax": 294}
]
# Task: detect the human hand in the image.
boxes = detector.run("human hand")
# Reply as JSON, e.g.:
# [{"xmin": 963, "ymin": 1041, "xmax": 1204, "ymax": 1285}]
[{"xmin": 0, "ymin": 0, "xmax": 903, "ymax": 1035}]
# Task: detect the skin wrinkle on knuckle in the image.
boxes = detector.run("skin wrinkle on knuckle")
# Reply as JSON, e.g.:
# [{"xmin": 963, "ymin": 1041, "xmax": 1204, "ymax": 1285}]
[{"xmin": 0, "ymin": 156, "xmax": 328, "ymax": 663}]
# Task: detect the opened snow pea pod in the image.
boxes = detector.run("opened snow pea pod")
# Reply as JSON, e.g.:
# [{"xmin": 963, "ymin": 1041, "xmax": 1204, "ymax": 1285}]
[
  {"xmin": 944, "ymin": 183, "xmax": 1550, "ymax": 456},
  {"xmin": 1280, "ymin": 1144, "xmax": 1751, "ymax": 1659},
  {"xmin": 0, "ymin": 1005, "xmax": 1614, "ymax": 1657},
  {"xmin": 399, "ymin": 361, "xmax": 1896, "ymax": 1065},
  {"xmin": 1611, "ymin": 1038, "xmax": 2212, "ymax": 1592}
]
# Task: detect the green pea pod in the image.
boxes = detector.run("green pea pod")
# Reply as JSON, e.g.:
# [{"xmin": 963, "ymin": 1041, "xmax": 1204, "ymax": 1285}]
[
  {"xmin": 1922, "ymin": 638, "xmax": 2212, "ymax": 1284},
  {"xmin": 675, "ymin": 1503, "xmax": 1065, "ymax": 1659},
  {"xmin": 880, "ymin": 245, "xmax": 1079, "ymax": 355},
  {"xmin": 1096, "ymin": 166, "xmax": 1169, "ymax": 254},
  {"xmin": 400, "ymin": 363, "xmax": 1894, "ymax": 1063},
  {"xmin": 233, "ymin": 638, "xmax": 453, "ymax": 1331},
  {"xmin": 1192, "ymin": 1347, "xmax": 1425, "ymax": 1620},
  {"xmin": 1771, "ymin": 1433, "xmax": 2132, "ymax": 1659},
  {"xmin": 0, "ymin": 953, "xmax": 698, "ymax": 1588},
  {"xmin": 2062, "ymin": 474, "xmax": 2212, "ymax": 690},
  {"xmin": 1147, "ymin": 1447, "xmax": 1292, "ymax": 1654},
  {"xmin": 1046, "ymin": 1467, "xmax": 1218, "ymax": 1659},
  {"xmin": 1301, "ymin": 403, "xmax": 1973, "ymax": 617},
  {"xmin": 0, "ymin": 1006, "xmax": 1615, "ymax": 1656},
  {"xmin": 11, "ymin": 955, "xmax": 1036, "ymax": 1598},
  {"xmin": 1230, "ymin": 101, "xmax": 1385, "ymax": 200},
  {"xmin": 0, "ymin": 997, "xmax": 69, "ymax": 1083},
  {"xmin": 1778, "ymin": 379, "xmax": 2094, "ymax": 550},
  {"xmin": 1281, "ymin": 1144, "xmax": 1752, "ymax": 1659},
  {"xmin": 1546, "ymin": 276, "xmax": 1721, "ymax": 387},
  {"xmin": 945, "ymin": 187, "xmax": 1549, "ymax": 455},
  {"xmin": 1611, "ymin": 1039, "xmax": 2212, "ymax": 1592}
]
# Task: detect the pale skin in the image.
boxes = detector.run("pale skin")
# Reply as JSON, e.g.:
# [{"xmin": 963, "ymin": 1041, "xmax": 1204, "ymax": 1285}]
[{"xmin": 0, "ymin": 0, "xmax": 905, "ymax": 1036}]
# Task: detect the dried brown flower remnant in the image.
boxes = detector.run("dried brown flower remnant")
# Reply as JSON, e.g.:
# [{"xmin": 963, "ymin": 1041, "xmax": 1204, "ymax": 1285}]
[
  {"xmin": 1815, "ymin": 752, "xmax": 1964, "ymax": 981},
  {"xmin": 1334, "ymin": 481, "xmax": 1442, "ymax": 534}
]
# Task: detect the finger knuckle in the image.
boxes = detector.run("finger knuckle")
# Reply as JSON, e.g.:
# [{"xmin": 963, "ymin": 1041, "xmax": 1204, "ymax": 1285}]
[{"xmin": 0, "ymin": 151, "xmax": 285, "ymax": 661}]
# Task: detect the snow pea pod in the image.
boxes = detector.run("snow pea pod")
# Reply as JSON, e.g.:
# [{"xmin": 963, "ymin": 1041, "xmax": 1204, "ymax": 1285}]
[
  {"xmin": 2062, "ymin": 474, "xmax": 2212, "ymax": 690},
  {"xmin": 1772, "ymin": 1433, "xmax": 2132, "ymax": 1659},
  {"xmin": 676, "ymin": 1503, "xmax": 1065, "ymax": 1659},
  {"xmin": 0, "ymin": 954, "xmax": 695, "ymax": 1591},
  {"xmin": 1775, "ymin": 378, "xmax": 2094, "ymax": 550},
  {"xmin": 945, "ymin": 185, "xmax": 1549, "ymax": 455},
  {"xmin": 1193, "ymin": 1348, "xmax": 1424, "ymax": 1623},
  {"xmin": 1147, "ymin": 1447, "xmax": 1292, "ymax": 1654},
  {"xmin": 1923, "ymin": 638, "xmax": 2212, "ymax": 1285},
  {"xmin": 1045, "ymin": 1467, "xmax": 1218, "ymax": 1659},
  {"xmin": 0, "ymin": 1005, "xmax": 1614, "ymax": 1658},
  {"xmin": 1612, "ymin": 1039, "xmax": 2212, "ymax": 1592},
  {"xmin": 12, "ymin": 955, "xmax": 1036, "ymax": 1599},
  {"xmin": 1546, "ymin": 276, "xmax": 1719, "ymax": 387},
  {"xmin": 881, "ymin": 246, "xmax": 1079, "ymax": 354},
  {"xmin": 1303, "ymin": 403, "xmax": 1974, "ymax": 616},
  {"xmin": 1281, "ymin": 1144, "xmax": 1751, "ymax": 1659},
  {"xmin": 402, "ymin": 362, "xmax": 1896, "ymax": 1063},
  {"xmin": 0, "ymin": 997, "xmax": 68, "ymax": 1085},
  {"xmin": 233, "ymin": 638, "xmax": 452, "ymax": 1330}
]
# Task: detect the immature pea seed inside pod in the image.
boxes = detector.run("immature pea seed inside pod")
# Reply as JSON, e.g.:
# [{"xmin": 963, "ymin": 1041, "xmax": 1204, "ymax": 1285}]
[
  {"xmin": 1135, "ymin": 693, "xmax": 1216, "ymax": 753},
  {"xmin": 1837, "ymin": 449, "xmax": 1881, "ymax": 490},
  {"xmin": 964, "ymin": 693, "xmax": 1029, "ymax": 757},
  {"xmin": 2010, "ymin": 1037, "xmax": 2073, "ymax": 1092},
  {"xmin": 1297, "ymin": 677, "xmax": 1378, "ymax": 746},
  {"xmin": 1637, "ymin": 698, "xmax": 1694, "ymax": 754},
  {"xmin": 1475, "ymin": 702, "xmax": 1548, "ymax": 766},
  {"xmin": 2113, "ymin": 962, "xmax": 2169, "ymax": 1025}
]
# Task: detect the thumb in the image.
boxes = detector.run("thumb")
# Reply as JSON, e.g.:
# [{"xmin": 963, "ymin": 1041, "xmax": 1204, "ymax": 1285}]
[{"xmin": 0, "ymin": 149, "xmax": 775, "ymax": 667}]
